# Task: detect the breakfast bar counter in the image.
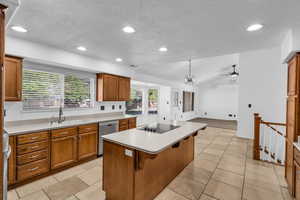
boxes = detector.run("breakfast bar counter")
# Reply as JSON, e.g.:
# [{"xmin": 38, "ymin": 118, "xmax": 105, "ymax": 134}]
[{"xmin": 102, "ymin": 121, "xmax": 207, "ymax": 200}]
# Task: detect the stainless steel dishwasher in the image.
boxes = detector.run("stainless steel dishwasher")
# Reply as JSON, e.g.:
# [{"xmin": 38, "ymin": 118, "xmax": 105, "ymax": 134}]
[{"xmin": 98, "ymin": 120, "xmax": 119, "ymax": 156}]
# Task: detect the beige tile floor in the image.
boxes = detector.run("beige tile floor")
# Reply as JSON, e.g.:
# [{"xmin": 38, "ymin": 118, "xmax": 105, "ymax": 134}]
[{"xmin": 8, "ymin": 127, "xmax": 292, "ymax": 200}]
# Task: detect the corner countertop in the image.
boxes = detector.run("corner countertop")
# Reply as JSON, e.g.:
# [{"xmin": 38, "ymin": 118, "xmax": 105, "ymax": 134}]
[
  {"xmin": 5, "ymin": 113, "xmax": 136, "ymax": 136},
  {"xmin": 102, "ymin": 121, "xmax": 207, "ymax": 154}
]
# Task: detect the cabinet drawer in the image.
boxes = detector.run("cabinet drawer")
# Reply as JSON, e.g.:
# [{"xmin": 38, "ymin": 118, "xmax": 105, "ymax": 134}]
[
  {"xmin": 119, "ymin": 125, "xmax": 128, "ymax": 131},
  {"xmin": 17, "ymin": 131, "xmax": 48, "ymax": 145},
  {"xmin": 17, "ymin": 159, "xmax": 49, "ymax": 181},
  {"xmin": 78, "ymin": 124, "xmax": 98, "ymax": 134},
  {"xmin": 52, "ymin": 127, "xmax": 77, "ymax": 139},
  {"xmin": 17, "ymin": 141, "xmax": 48, "ymax": 155},
  {"xmin": 119, "ymin": 119, "xmax": 128, "ymax": 126},
  {"xmin": 17, "ymin": 149, "xmax": 48, "ymax": 165}
]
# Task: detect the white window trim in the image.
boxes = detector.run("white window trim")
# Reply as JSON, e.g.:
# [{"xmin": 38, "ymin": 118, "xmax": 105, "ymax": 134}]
[{"xmin": 22, "ymin": 68, "xmax": 95, "ymax": 113}]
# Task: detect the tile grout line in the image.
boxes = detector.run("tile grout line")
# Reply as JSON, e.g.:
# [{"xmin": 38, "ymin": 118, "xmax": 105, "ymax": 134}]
[
  {"xmin": 200, "ymin": 129, "xmax": 234, "ymax": 200},
  {"xmin": 240, "ymin": 139, "xmax": 250, "ymax": 200}
]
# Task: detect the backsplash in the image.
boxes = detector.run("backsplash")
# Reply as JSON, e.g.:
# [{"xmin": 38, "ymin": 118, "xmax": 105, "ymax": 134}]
[{"xmin": 4, "ymin": 101, "xmax": 126, "ymax": 122}]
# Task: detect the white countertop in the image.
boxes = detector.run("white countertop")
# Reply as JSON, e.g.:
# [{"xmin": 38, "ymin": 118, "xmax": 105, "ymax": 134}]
[
  {"xmin": 5, "ymin": 114, "xmax": 136, "ymax": 135},
  {"xmin": 294, "ymin": 142, "xmax": 300, "ymax": 152},
  {"xmin": 102, "ymin": 121, "xmax": 207, "ymax": 154}
]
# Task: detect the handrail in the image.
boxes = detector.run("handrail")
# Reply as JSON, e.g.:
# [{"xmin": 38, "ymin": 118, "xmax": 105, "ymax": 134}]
[
  {"xmin": 261, "ymin": 121, "xmax": 286, "ymax": 127},
  {"xmin": 253, "ymin": 113, "xmax": 286, "ymax": 161},
  {"xmin": 263, "ymin": 122, "xmax": 286, "ymax": 137}
]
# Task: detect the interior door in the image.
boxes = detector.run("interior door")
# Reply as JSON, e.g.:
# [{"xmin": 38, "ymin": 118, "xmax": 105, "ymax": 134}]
[{"xmin": 0, "ymin": 5, "xmax": 5, "ymax": 200}]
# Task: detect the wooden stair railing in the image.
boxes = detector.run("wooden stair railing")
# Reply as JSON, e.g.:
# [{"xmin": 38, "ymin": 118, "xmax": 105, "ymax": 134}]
[{"xmin": 253, "ymin": 113, "xmax": 286, "ymax": 164}]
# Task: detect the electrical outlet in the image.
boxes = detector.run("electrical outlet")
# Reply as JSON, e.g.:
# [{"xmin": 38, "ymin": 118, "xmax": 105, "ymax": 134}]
[
  {"xmin": 101, "ymin": 106, "xmax": 105, "ymax": 111},
  {"xmin": 112, "ymin": 105, "xmax": 115, "ymax": 110},
  {"xmin": 125, "ymin": 149, "xmax": 133, "ymax": 157}
]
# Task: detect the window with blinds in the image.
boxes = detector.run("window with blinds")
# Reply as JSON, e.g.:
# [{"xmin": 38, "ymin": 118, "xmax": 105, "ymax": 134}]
[{"xmin": 22, "ymin": 69, "xmax": 92, "ymax": 111}]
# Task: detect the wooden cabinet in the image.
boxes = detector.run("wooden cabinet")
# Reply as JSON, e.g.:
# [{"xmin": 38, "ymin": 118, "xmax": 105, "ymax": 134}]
[
  {"xmin": 96, "ymin": 73, "xmax": 131, "ymax": 101},
  {"xmin": 295, "ymin": 159, "xmax": 300, "ymax": 200},
  {"xmin": 15, "ymin": 131, "xmax": 50, "ymax": 182},
  {"xmin": 8, "ymin": 124, "xmax": 99, "ymax": 187},
  {"xmin": 8, "ymin": 137, "xmax": 16, "ymax": 185},
  {"xmin": 78, "ymin": 124, "xmax": 98, "ymax": 160},
  {"xmin": 118, "ymin": 77, "xmax": 130, "ymax": 101},
  {"xmin": 286, "ymin": 53, "xmax": 300, "ymax": 196},
  {"xmin": 288, "ymin": 56, "xmax": 299, "ymax": 96},
  {"xmin": 4, "ymin": 55, "xmax": 22, "ymax": 101},
  {"xmin": 287, "ymin": 97, "xmax": 298, "ymax": 142},
  {"xmin": 51, "ymin": 134, "xmax": 77, "ymax": 170},
  {"xmin": 119, "ymin": 118, "xmax": 136, "ymax": 131},
  {"xmin": 78, "ymin": 131, "xmax": 98, "ymax": 160},
  {"xmin": 286, "ymin": 141, "xmax": 294, "ymax": 195}
]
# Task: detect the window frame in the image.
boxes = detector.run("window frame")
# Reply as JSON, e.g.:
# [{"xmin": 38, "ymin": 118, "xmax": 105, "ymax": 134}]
[{"xmin": 21, "ymin": 66, "xmax": 95, "ymax": 112}]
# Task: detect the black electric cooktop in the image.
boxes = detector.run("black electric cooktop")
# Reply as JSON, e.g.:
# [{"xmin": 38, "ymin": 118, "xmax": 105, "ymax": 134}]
[{"xmin": 139, "ymin": 123, "xmax": 180, "ymax": 134}]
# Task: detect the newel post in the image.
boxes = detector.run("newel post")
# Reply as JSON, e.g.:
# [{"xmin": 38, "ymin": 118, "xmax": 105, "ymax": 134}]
[{"xmin": 253, "ymin": 113, "xmax": 261, "ymax": 160}]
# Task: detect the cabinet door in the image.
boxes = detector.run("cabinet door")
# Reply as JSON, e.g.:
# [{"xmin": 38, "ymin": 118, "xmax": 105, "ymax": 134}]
[
  {"xmin": 118, "ymin": 77, "xmax": 130, "ymax": 101},
  {"xmin": 4, "ymin": 56, "xmax": 22, "ymax": 101},
  {"xmin": 288, "ymin": 56, "xmax": 299, "ymax": 96},
  {"xmin": 8, "ymin": 136, "xmax": 16, "ymax": 185},
  {"xmin": 286, "ymin": 141, "xmax": 294, "ymax": 195},
  {"xmin": 103, "ymin": 74, "xmax": 119, "ymax": 101},
  {"xmin": 51, "ymin": 136, "xmax": 77, "ymax": 169},
  {"xmin": 128, "ymin": 118, "xmax": 136, "ymax": 129},
  {"xmin": 78, "ymin": 131, "xmax": 98, "ymax": 160},
  {"xmin": 287, "ymin": 97, "xmax": 298, "ymax": 142},
  {"xmin": 296, "ymin": 161, "xmax": 300, "ymax": 200}
]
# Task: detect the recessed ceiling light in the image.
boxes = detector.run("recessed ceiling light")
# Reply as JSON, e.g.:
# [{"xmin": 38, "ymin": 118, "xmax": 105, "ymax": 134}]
[
  {"xmin": 159, "ymin": 47, "xmax": 168, "ymax": 52},
  {"xmin": 115, "ymin": 58, "xmax": 123, "ymax": 62},
  {"xmin": 247, "ymin": 24, "xmax": 263, "ymax": 32},
  {"xmin": 77, "ymin": 46, "xmax": 87, "ymax": 51},
  {"xmin": 11, "ymin": 26, "xmax": 28, "ymax": 33},
  {"xmin": 122, "ymin": 26, "xmax": 135, "ymax": 33}
]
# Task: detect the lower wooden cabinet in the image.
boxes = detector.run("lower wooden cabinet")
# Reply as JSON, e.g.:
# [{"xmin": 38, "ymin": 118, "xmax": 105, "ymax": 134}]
[
  {"xmin": 17, "ymin": 159, "xmax": 49, "ymax": 181},
  {"xmin": 51, "ymin": 135, "xmax": 78, "ymax": 169},
  {"xmin": 8, "ymin": 123, "xmax": 100, "ymax": 187},
  {"xmin": 78, "ymin": 131, "xmax": 98, "ymax": 160},
  {"xmin": 119, "ymin": 118, "xmax": 137, "ymax": 131},
  {"xmin": 286, "ymin": 141, "xmax": 294, "ymax": 195},
  {"xmin": 295, "ymin": 160, "xmax": 300, "ymax": 200},
  {"xmin": 8, "ymin": 137, "xmax": 16, "ymax": 185}
]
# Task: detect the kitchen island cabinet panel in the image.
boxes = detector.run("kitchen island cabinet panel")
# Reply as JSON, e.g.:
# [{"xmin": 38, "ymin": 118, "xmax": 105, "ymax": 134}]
[{"xmin": 103, "ymin": 133, "xmax": 197, "ymax": 200}]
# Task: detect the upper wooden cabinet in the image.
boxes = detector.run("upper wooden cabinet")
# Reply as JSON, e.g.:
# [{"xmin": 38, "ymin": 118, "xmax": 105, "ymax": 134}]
[
  {"xmin": 118, "ymin": 77, "xmax": 130, "ymax": 101},
  {"xmin": 96, "ymin": 73, "xmax": 130, "ymax": 101},
  {"xmin": 288, "ymin": 55, "xmax": 300, "ymax": 96},
  {"xmin": 4, "ymin": 55, "xmax": 23, "ymax": 101}
]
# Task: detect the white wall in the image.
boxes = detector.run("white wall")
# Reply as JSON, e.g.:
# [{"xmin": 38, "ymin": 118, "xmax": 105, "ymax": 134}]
[
  {"xmin": 197, "ymin": 84, "xmax": 238, "ymax": 120},
  {"xmin": 237, "ymin": 47, "xmax": 287, "ymax": 139},
  {"xmin": 281, "ymin": 28, "xmax": 300, "ymax": 63}
]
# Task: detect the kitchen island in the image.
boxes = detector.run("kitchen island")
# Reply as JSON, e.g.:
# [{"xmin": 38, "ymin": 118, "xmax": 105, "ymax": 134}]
[{"xmin": 102, "ymin": 121, "xmax": 207, "ymax": 200}]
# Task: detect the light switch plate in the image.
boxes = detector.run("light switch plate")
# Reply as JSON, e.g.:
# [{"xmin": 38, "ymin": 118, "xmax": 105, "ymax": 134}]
[{"xmin": 125, "ymin": 149, "xmax": 133, "ymax": 157}]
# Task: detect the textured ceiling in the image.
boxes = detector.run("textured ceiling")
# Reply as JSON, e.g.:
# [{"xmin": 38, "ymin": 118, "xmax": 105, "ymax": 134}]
[{"xmin": 7, "ymin": 0, "xmax": 300, "ymax": 82}]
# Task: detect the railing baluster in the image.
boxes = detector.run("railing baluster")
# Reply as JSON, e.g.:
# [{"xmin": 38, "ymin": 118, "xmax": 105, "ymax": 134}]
[{"xmin": 253, "ymin": 113, "xmax": 286, "ymax": 165}]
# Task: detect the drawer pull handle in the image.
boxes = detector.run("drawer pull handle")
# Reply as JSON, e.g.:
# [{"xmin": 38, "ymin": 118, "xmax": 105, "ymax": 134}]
[
  {"xmin": 30, "ymin": 155, "xmax": 40, "ymax": 159},
  {"xmin": 28, "ymin": 167, "xmax": 39, "ymax": 172},
  {"xmin": 60, "ymin": 132, "xmax": 68, "ymax": 135},
  {"xmin": 30, "ymin": 136, "xmax": 40, "ymax": 140},
  {"xmin": 31, "ymin": 146, "xmax": 40, "ymax": 149}
]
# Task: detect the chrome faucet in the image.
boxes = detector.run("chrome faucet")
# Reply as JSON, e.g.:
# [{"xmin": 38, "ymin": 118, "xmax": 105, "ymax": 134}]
[{"xmin": 58, "ymin": 105, "xmax": 66, "ymax": 124}]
